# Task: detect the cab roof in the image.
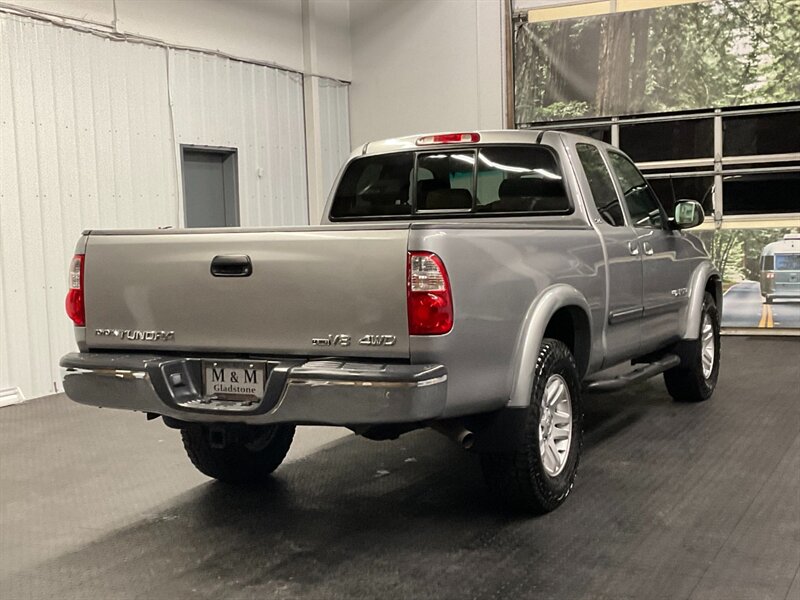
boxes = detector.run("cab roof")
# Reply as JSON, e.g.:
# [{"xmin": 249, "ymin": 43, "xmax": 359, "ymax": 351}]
[{"xmin": 353, "ymin": 129, "xmax": 607, "ymax": 159}]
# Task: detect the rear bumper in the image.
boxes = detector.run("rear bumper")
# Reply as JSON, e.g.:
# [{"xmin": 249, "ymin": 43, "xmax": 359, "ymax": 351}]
[
  {"xmin": 762, "ymin": 282, "xmax": 800, "ymax": 298},
  {"xmin": 60, "ymin": 352, "xmax": 447, "ymax": 426}
]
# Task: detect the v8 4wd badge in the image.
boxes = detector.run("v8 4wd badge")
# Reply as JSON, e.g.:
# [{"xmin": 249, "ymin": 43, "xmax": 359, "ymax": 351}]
[{"xmin": 359, "ymin": 334, "xmax": 396, "ymax": 346}]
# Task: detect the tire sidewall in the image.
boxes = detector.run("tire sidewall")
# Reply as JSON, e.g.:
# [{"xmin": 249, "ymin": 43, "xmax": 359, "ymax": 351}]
[
  {"xmin": 527, "ymin": 340, "xmax": 583, "ymax": 506},
  {"xmin": 695, "ymin": 294, "xmax": 721, "ymax": 398}
]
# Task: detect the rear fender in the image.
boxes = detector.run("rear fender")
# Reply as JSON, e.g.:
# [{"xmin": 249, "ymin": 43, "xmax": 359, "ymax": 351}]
[
  {"xmin": 682, "ymin": 260, "xmax": 721, "ymax": 340},
  {"xmin": 507, "ymin": 284, "xmax": 592, "ymax": 408}
]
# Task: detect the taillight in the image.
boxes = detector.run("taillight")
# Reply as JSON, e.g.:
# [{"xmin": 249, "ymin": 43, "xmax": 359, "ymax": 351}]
[
  {"xmin": 416, "ymin": 132, "xmax": 480, "ymax": 146},
  {"xmin": 407, "ymin": 252, "xmax": 453, "ymax": 335},
  {"xmin": 66, "ymin": 254, "xmax": 85, "ymax": 326},
  {"xmin": 766, "ymin": 272, "xmax": 774, "ymax": 279}
]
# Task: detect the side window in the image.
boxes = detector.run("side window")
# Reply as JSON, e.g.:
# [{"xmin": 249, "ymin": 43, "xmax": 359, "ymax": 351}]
[
  {"xmin": 416, "ymin": 152, "xmax": 474, "ymax": 211},
  {"xmin": 475, "ymin": 146, "xmax": 570, "ymax": 213},
  {"xmin": 607, "ymin": 151, "xmax": 665, "ymax": 229},
  {"xmin": 576, "ymin": 143, "xmax": 625, "ymax": 227}
]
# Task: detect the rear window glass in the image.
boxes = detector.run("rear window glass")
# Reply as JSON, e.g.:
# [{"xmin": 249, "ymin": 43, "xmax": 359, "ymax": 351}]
[
  {"xmin": 775, "ymin": 254, "xmax": 800, "ymax": 270},
  {"xmin": 475, "ymin": 147, "xmax": 569, "ymax": 213},
  {"xmin": 417, "ymin": 152, "xmax": 474, "ymax": 211},
  {"xmin": 329, "ymin": 153, "xmax": 413, "ymax": 219},
  {"xmin": 330, "ymin": 146, "xmax": 570, "ymax": 219}
]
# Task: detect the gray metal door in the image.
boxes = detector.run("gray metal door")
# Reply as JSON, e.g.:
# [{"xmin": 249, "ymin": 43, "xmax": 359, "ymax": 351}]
[
  {"xmin": 182, "ymin": 147, "xmax": 239, "ymax": 227},
  {"xmin": 606, "ymin": 150, "xmax": 689, "ymax": 352},
  {"xmin": 575, "ymin": 142, "xmax": 644, "ymax": 365}
]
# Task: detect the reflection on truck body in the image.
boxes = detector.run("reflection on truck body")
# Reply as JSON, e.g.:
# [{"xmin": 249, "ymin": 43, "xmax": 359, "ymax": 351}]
[{"xmin": 760, "ymin": 234, "xmax": 800, "ymax": 303}]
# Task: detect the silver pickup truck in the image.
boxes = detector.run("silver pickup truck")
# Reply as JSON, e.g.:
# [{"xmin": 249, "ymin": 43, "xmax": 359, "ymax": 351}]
[{"xmin": 61, "ymin": 130, "xmax": 721, "ymax": 513}]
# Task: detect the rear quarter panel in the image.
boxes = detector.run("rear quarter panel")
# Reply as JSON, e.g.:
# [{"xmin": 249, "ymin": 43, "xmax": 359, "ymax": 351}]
[{"xmin": 409, "ymin": 223, "xmax": 605, "ymax": 417}]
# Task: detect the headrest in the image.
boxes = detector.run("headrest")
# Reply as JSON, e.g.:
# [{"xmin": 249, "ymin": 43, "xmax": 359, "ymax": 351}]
[
  {"xmin": 424, "ymin": 188, "xmax": 473, "ymax": 210},
  {"xmin": 416, "ymin": 179, "xmax": 449, "ymax": 209},
  {"xmin": 498, "ymin": 177, "xmax": 564, "ymax": 199}
]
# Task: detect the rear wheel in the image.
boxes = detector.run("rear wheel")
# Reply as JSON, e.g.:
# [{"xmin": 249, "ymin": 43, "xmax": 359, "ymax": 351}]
[
  {"xmin": 181, "ymin": 423, "xmax": 294, "ymax": 484},
  {"xmin": 765, "ymin": 295, "xmax": 774, "ymax": 304},
  {"xmin": 664, "ymin": 292, "xmax": 720, "ymax": 402},
  {"xmin": 480, "ymin": 339, "xmax": 583, "ymax": 514}
]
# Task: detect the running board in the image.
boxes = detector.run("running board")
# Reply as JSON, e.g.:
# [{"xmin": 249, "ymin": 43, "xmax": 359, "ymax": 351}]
[{"xmin": 583, "ymin": 354, "xmax": 681, "ymax": 393}]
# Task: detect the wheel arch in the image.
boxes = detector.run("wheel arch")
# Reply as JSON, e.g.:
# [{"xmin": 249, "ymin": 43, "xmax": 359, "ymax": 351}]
[
  {"xmin": 683, "ymin": 261, "xmax": 722, "ymax": 340},
  {"xmin": 508, "ymin": 284, "xmax": 592, "ymax": 408}
]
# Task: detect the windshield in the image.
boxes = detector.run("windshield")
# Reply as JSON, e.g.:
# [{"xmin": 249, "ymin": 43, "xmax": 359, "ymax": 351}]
[{"xmin": 330, "ymin": 146, "xmax": 570, "ymax": 219}]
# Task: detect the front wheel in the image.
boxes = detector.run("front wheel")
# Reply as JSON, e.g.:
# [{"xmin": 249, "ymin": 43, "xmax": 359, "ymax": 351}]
[
  {"xmin": 664, "ymin": 291, "xmax": 720, "ymax": 402},
  {"xmin": 181, "ymin": 423, "xmax": 295, "ymax": 484},
  {"xmin": 480, "ymin": 338, "xmax": 583, "ymax": 514}
]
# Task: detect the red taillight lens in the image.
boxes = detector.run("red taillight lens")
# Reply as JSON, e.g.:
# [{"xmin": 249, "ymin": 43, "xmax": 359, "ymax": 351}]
[
  {"xmin": 766, "ymin": 272, "xmax": 774, "ymax": 279},
  {"xmin": 416, "ymin": 132, "xmax": 480, "ymax": 146},
  {"xmin": 407, "ymin": 252, "xmax": 453, "ymax": 335},
  {"xmin": 66, "ymin": 254, "xmax": 85, "ymax": 326}
]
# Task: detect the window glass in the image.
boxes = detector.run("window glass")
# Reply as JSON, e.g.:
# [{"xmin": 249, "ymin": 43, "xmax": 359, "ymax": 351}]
[
  {"xmin": 416, "ymin": 152, "xmax": 474, "ymax": 210},
  {"xmin": 330, "ymin": 153, "xmax": 413, "ymax": 218},
  {"xmin": 723, "ymin": 112, "xmax": 800, "ymax": 156},
  {"xmin": 646, "ymin": 176, "xmax": 714, "ymax": 216},
  {"xmin": 762, "ymin": 255, "xmax": 775, "ymax": 270},
  {"xmin": 607, "ymin": 152, "xmax": 665, "ymax": 229},
  {"xmin": 576, "ymin": 143, "xmax": 625, "ymax": 226},
  {"xmin": 775, "ymin": 254, "xmax": 800, "ymax": 270},
  {"xmin": 475, "ymin": 146, "xmax": 569, "ymax": 213},
  {"xmin": 330, "ymin": 146, "xmax": 571, "ymax": 219},
  {"xmin": 722, "ymin": 172, "xmax": 800, "ymax": 215},
  {"xmin": 619, "ymin": 119, "xmax": 714, "ymax": 162}
]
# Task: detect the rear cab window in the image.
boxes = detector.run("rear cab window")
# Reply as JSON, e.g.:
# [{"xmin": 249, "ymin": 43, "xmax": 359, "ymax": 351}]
[
  {"xmin": 330, "ymin": 145, "xmax": 571, "ymax": 220},
  {"xmin": 775, "ymin": 254, "xmax": 800, "ymax": 270}
]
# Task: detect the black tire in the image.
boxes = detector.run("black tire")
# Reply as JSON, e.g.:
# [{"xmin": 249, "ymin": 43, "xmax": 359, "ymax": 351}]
[
  {"xmin": 181, "ymin": 423, "xmax": 295, "ymax": 484},
  {"xmin": 664, "ymin": 291, "xmax": 720, "ymax": 403},
  {"xmin": 765, "ymin": 295, "xmax": 774, "ymax": 305},
  {"xmin": 480, "ymin": 339, "xmax": 583, "ymax": 514}
]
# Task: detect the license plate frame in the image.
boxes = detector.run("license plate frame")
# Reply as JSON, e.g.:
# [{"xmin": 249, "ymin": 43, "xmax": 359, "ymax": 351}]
[{"xmin": 202, "ymin": 360, "xmax": 267, "ymax": 402}]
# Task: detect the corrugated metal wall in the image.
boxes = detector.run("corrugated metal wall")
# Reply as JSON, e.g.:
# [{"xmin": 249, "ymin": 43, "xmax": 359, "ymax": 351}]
[
  {"xmin": 0, "ymin": 13, "xmax": 349, "ymax": 400},
  {"xmin": 0, "ymin": 14, "xmax": 178, "ymax": 400},
  {"xmin": 168, "ymin": 51, "xmax": 308, "ymax": 226},
  {"xmin": 316, "ymin": 78, "xmax": 351, "ymax": 201}
]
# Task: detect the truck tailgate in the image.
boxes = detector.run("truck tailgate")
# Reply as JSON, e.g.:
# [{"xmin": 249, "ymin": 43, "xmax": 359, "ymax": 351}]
[{"xmin": 83, "ymin": 227, "xmax": 411, "ymax": 358}]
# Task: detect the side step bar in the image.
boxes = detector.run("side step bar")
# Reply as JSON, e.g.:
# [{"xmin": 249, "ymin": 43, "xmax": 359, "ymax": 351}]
[{"xmin": 583, "ymin": 354, "xmax": 681, "ymax": 393}]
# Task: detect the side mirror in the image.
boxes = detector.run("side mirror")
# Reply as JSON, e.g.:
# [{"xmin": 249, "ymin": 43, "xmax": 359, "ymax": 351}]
[{"xmin": 671, "ymin": 200, "xmax": 704, "ymax": 229}]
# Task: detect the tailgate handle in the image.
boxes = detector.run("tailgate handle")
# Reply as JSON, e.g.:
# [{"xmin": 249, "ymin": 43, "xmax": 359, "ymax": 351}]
[{"xmin": 210, "ymin": 255, "xmax": 252, "ymax": 277}]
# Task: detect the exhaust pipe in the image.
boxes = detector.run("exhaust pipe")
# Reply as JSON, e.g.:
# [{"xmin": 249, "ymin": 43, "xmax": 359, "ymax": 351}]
[{"xmin": 432, "ymin": 421, "xmax": 475, "ymax": 450}]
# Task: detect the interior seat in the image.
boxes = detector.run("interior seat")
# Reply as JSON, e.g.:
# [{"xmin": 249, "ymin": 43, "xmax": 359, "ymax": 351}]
[{"xmin": 492, "ymin": 177, "xmax": 568, "ymax": 212}]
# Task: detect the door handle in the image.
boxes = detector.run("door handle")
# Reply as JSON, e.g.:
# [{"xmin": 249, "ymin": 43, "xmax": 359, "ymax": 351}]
[
  {"xmin": 210, "ymin": 255, "xmax": 252, "ymax": 277},
  {"xmin": 642, "ymin": 242, "xmax": 654, "ymax": 256},
  {"xmin": 628, "ymin": 241, "xmax": 640, "ymax": 256}
]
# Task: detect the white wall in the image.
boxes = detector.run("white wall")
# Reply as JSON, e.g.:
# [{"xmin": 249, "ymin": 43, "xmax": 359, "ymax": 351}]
[
  {"xmin": 348, "ymin": 0, "xmax": 505, "ymax": 147},
  {"xmin": 0, "ymin": 14, "xmax": 178, "ymax": 400},
  {"xmin": 4, "ymin": 0, "xmax": 352, "ymax": 80}
]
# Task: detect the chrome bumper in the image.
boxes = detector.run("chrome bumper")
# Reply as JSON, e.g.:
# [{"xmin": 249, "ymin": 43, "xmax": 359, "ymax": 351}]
[{"xmin": 60, "ymin": 352, "xmax": 447, "ymax": 425}]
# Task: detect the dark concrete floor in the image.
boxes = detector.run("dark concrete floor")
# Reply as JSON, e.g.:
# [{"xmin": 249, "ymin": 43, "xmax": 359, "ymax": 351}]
[{"xmin": 1, "ymin": 337, "xmax": 798, "ymax": 600}]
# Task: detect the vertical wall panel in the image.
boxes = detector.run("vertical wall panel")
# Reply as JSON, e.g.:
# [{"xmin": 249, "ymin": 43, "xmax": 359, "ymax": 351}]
[
  {"xmin": 0, "ymin": 15, "xmax": 177, "ymax": 399},
  {"xmin": 168, "ymin": 50, "xmax": 309, "ymax": 228},
  {"xmin": 317, "ymin": 78, "xmax": 351, "ymax": 201}
]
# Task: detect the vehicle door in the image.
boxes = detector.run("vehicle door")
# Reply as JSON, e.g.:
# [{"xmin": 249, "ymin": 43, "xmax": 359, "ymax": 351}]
[
  {"xmin": 574, "ymin": 142, "xmax": 643, "ymax": 366},
  {"xmin": 605, "ymin": 150, "xmax": 691, "ymax": 352}
]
